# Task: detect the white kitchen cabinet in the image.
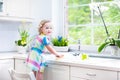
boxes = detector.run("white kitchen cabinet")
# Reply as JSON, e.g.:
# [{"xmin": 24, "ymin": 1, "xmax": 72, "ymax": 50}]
[
  {"xmin": 0, "ymin": 0, "xmax": 33, "ymax": 21},
  {"xmin": 0, "ymin": 59, "xmax": 14, "ymax": 80},
  {"xmin": 44, "ymin": 64, "xmax": 69, "ymax": 80},
  {"xmin": 71, "ymin": 66, "xmax": 117, "ymax": 80},
  {"xmin": 6, "ymin": 0, "xmax": 31, "ymax": 18},
  {"xmin": 15, "ymin": 58, "xmax": 31, "ymax": 73},
  {"xmin": 118, "ymin": 72, "xmax": 120, "ymax": 80}
]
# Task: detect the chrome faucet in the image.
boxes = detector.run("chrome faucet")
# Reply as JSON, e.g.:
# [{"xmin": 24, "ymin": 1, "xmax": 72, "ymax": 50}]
[
  {"xmin": 73, "ymin": 39, "xmax": 81, "ymax": 56},
  {"xmin": 68, "ymin": 39, "xmax": 81, "ymax": 56},
  {"xmin": 78, "ymin": 39, "xmax": 80, "ymax": 51}
]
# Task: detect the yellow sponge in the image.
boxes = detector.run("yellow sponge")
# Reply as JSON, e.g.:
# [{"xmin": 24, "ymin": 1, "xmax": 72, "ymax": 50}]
[{"xmin": 81, "ymin": 53, "xmax": 89, "ymax": 60}]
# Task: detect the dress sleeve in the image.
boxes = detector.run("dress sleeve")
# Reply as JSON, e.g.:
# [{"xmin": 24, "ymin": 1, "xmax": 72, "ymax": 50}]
[{"xmin": 43, "ymin": 36, "xmax": 50, "ymax": 45}]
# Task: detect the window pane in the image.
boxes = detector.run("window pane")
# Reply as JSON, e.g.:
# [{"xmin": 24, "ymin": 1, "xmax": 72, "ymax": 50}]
[
  {"xmin": 68, "ymin": 0, "xmax": 90, "ymax": 6},
  {"xmin": 94, "ymin": 25, "xmax": 120, "ymax": 45},
  {"xmin": 68, "ymin": 6, "xmax": 90, "ymax": 25},
  {"xmin": 93, "ymin": 0, "xmax": 113, "ymax": 2},
  {"xmin": 68, "ymin": 26, "xmax": 91, "ymax": 45},
  {"xmin": 93, "ymin": 3, "xmax": 120, "ymax": 24}
]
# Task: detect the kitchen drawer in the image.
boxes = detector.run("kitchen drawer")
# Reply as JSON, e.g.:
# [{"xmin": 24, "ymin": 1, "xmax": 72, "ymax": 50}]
[{"xmin": 71, "ymin": 66, "xmax": 117, "ymax": 80}]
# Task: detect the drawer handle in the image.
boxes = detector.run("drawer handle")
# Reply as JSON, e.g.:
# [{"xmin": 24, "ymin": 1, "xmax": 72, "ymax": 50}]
[
  {"xmin": 86, "ymin": 73, "xmax": 96, "ymax": 76},
  {"xmin": 23, "ymin": 61, "xmax": 26, "ymax": 63}
]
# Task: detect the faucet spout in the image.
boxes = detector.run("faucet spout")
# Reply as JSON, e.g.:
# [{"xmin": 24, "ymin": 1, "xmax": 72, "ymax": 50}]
[{"xmin": 78, "ymin": 39, "xmax": 80, "ymax": 51}]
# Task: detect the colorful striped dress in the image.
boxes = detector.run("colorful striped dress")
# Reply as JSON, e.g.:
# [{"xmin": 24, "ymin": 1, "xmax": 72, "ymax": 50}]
[{"xmin": 26, "ymin": 34, "xmax": 50, "ymax": 72}]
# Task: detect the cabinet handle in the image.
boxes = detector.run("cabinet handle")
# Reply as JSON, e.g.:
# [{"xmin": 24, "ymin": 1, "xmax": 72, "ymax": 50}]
[
  {"xmin": 86, "ymin": 73, "xmax": 96, "ymax": 76},
  {"xmin": 23, "ymin": 61, "xmax": 26, "ymax": 64},
  {"xmin": 6, "ymin": 13, "xmax": 9, "ymax": 16}
]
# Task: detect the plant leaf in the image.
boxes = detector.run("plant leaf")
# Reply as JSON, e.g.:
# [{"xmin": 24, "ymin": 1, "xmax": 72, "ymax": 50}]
[
  {"xmin": 115, "ymin": 39, "xmax": 120, "ymax": 48},
  {"xmin": 98, "ymin": 42, "xmax": 110, "ymax": 53}
]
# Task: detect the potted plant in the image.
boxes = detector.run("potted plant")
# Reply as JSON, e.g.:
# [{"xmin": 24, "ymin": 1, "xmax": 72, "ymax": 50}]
[
  {"xmin": 52, "ymin": 36, "xmax": 69, "ymax": 52},
  {"xmin": 15, "ymin": 22, "xmax": 32, "ymax": 53},
  {"xmin": 95, "ymin": 4, "xmax": 120, "ymax": 55},
  {"xmin": 98, "ymin": 30, "xmax": 120, "ymax": 55}
]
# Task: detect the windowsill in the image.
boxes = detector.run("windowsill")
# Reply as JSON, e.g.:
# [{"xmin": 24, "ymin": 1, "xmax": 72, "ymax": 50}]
[
  {"xmin": 88, "ymin": 54, "xmax": 120, "ymax": 59},
  {"xmin": 68, "ymin": 45, "xmax": 120, "ymax": 59}
]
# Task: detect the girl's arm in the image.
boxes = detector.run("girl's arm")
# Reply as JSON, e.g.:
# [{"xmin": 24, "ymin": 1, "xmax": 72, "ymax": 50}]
[{"xmin": 45, "ymin": 45, "xmax": 63, "ymax": 58}]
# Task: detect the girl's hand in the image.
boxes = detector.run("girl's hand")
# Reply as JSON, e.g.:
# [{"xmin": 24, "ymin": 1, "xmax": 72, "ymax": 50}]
[{"xmin": 56, "ymin": 54, "xmax": 64, "ymax": 58}]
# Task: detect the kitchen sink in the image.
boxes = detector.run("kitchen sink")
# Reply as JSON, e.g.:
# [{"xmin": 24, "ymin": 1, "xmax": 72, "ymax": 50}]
[{"xmin": 69, "ymin": 51, "xmax": 120, "ymax": 60}]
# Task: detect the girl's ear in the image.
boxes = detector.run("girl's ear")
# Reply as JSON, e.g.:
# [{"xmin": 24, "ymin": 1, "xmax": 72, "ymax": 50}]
[{"xmin": 40, "ymin": 27, "xmax": 43, "ymax": 34}]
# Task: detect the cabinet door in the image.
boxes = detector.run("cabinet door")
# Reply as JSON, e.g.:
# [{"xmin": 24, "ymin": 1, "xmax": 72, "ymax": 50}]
[
  {"xmin": 71, "ymin": 67, "xmax": 117, "ymax": 80},
  {"xmin": 15, "ymin": 59, "xmax": 31, "ymax": 73},
  {"xmin": 5, "ymin": 0, "xmax": 31, "ymax": 18},
  {"xmin": 44, "ymin": 64, "xmax": 69, "ymax": 80},
  {"xmin": 0, "ymin": 59, "xmax": 14, "ymax": 80},
  {"xmin": 118, "ymin": 72, "xmax": 120, "ymax": 80},
  {"xmin": 71, "ymin": 77, "xmax": 87, "ymax": 80}
]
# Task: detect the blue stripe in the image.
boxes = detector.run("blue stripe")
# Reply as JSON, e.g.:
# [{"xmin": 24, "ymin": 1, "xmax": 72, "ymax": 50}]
[
  {"xmin": 31, "ymin": 47, "xmax": 42, "ymax": 54},
  {"xmin": 40, "ymin": 62, "xmax": 47, "ymax": 67},
  {"xmin": 43, "ymin": 37, "xmax": 50, "ymax": 45}
]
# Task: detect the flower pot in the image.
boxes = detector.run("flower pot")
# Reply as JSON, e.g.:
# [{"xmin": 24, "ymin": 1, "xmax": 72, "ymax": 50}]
[
  {"xmin": 16, "ymin": 46, "xmax": 27, "ymax": 54},
  {"xmin": 110, "ymin": 46, "xmax": 120, "ymax": 56},
  {"xmin": 53, "ymin": 46, "xmax": 68, "ymax": 52}
]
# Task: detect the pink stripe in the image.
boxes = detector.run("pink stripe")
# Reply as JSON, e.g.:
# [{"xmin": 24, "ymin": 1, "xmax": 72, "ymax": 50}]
[
  {"xmin": 36, "ymin": 36, "xmax": 42, "ymax": 43},
  {"xmin": 27, "ymin": 58, "xmax": 40, "ymax": 69}
]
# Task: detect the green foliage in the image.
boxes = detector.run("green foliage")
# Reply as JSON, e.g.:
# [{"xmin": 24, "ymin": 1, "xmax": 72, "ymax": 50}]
[
  {"xmin": 68, "ymin": 26, "xmax": 91, "ymax": 45},
  {"xmin": 98, "ymin": 42, "xmax": 110, "ymax": 53},
  {"xmin": 15, "ymin": 22, "xmax": 32, "ymax": 47},
  {"xmin": 68, "ymin": 6, "xmax": 90, "ymax": 25},
  {"xmin": 15, "ymin": 40, "xmax": 27, "ymax": 47},
  {"xmin": 68, "ymin": 0, "xmax": 90, "ymax": 5},
  {"xmin": 52, "ymin": 36, "xmax": 68, "ymax": 46},
  {"xmin": 115, "ymin": 39, "xmax": 120, "ymax": 48},
  {"xmin": 15, "ymin": 29, "xmax": 29, "ymax": 46}
]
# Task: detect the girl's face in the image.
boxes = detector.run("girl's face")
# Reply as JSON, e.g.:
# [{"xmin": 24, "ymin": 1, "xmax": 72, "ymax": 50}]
[{"xmin": 41, "ymin": 22, "xmax": 53, "ymax": 35}]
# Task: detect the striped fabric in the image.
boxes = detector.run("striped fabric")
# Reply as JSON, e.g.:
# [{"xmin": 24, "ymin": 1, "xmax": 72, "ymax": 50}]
[{"xmin": 26, "ymin": 34, "xmax": 50, "ymax": 72}]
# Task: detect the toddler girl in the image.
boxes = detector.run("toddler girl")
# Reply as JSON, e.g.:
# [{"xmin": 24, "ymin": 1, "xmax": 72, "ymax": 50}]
[{"xmin": 26, "ymin": 20, "xmax": 63, "ymax": 80}]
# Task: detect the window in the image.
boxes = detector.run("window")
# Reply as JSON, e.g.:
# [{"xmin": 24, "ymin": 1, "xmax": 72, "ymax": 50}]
[{"xmin": 66, "ymin": 0, "xmax": 120, "ymax": 46}]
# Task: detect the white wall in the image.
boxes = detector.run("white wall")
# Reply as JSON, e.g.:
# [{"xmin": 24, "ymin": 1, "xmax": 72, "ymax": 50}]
[
  {"xmin": 0, "ymin": 21, "xmax": 20, "ymax": 52},
  {"xmin": 0, "ymin": 0, "xmax": 65, "ymax": 52}
]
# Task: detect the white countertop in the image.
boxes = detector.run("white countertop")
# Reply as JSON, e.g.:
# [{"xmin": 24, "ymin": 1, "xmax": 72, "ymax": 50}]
[
  {"xmin": 0, "ymin": 52, "xmax": 27, "ymax": 59},
  {"xmin": 47, "ymin": 53, "xmax": 120, "ymax": 71},
  {"xmin": 0, "ymin": 52, "xmax": 120, "ymax": 71}
]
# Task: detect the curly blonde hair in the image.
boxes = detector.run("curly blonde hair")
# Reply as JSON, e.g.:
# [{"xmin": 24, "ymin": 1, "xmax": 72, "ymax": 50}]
[{"xmin": 38, "ymin": 20, "xmax": 51, "ymax": 34}]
